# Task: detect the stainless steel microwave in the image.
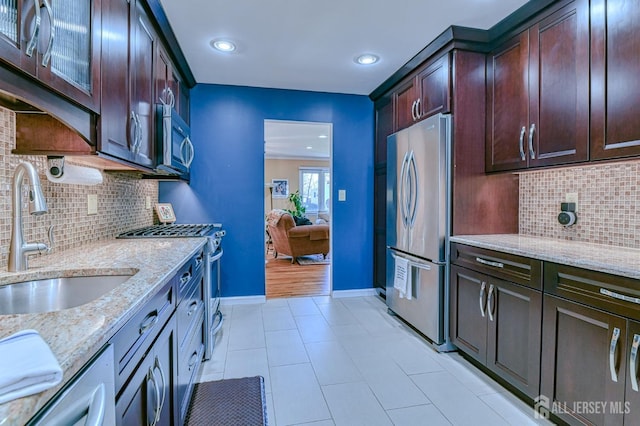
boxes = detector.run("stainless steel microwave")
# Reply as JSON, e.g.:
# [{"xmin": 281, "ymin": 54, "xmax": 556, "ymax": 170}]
[{"xmin": 155, "ymin": 104, "xmax": 194, "ymax": 176}]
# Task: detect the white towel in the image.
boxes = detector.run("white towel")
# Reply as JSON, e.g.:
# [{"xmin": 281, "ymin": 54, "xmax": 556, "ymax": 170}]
[
  {"xmin": 0, "ymin": 330, "xmax": 63, "ymax": 404},
  {"xmin": 393, "ymin": 256, "xmax": 412, "ymax": 300}
]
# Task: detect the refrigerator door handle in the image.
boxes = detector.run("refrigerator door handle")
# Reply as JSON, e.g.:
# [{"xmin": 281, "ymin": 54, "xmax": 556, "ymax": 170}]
[
  {"xmin": 399, "ymin": 151, "xmax": 410, "ymax": 228},
  {"xmin": 408, "ymin": 150, "xmax": 418, "ymax": 228},
  {"xmin": 390, "ymin": 252, "xmax": 431, "ymax": 271}
]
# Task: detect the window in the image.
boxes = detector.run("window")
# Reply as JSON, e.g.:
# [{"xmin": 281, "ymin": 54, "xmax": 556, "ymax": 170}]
[{"xmin": 299, "ymin": 167, "xmax": 330, "ymax": 213}]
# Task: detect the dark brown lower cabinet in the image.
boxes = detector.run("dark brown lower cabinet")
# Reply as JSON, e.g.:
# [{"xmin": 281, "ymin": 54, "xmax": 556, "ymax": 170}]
[
  {"xmin": 116, "ymin": 315, "xmax": 178, "ymax": 425},
  {"xmin": 541, "ymin": 295, "xmax": 627, "ymax": 426},
  {"xmin": 450, "ymin": 265, "xmax": 542, "ymax": 398}
]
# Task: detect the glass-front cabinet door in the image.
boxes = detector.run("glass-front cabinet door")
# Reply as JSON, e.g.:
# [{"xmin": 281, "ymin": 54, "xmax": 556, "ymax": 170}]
[{"xmin": 0, "ymin": 0, "xmax": 100, "ymax": 111}]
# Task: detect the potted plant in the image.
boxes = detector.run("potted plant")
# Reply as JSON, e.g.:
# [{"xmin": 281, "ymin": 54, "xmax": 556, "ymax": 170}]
[{"xmin": 286, "ymin": 190, "xmax": 306, "ymax": 218}]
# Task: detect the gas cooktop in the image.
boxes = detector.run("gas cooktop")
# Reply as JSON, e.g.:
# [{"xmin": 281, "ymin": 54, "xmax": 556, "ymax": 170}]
[{"xmin": 117, "ymin": 223, "xmax": 223, "ymax": 238}]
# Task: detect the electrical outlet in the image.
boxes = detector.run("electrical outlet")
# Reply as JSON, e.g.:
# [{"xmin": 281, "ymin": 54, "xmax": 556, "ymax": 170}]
[
  {"xmin": 338, "ymin": 189, "xmax": 346, "ymax": 201},
  {"xmin": 145, "ymin": 196, "xmax": 151, "ymax": 209},
  {"xmin": 566, "ymin": 192, "xmax": 578, "ymax": 211},
  {"xmin": 87, "ymin": 194, "xmax": 98, "ymax": 215}
]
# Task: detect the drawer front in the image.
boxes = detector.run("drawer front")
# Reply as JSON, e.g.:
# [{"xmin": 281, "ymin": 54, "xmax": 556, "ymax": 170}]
[
  {"xmin": 544, "ymin": 262, "xmax": 640, "ymax": 321},
  {"xmin": 451, "ymin": 243, "xmax": 542, "ymax": 290},
  {"xmin": 177, "ymin": 269, "xmax": 205, "ymax": 349},
  {"xmin": 178, "ymin": 313, "xmax": 205, "ymax": 423},
  {"xmin": 111, "ymin": 279, "xmax": 176, "ymax": 392},
  {"xmin": 177, "ymin": 248, "xmax": 205, "ymax": 302}
]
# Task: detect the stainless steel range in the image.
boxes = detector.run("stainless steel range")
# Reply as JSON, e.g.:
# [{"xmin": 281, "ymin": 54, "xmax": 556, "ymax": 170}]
[{"xmin": 118, "ymin": 223, "xmax": 226, "ymax": 360}]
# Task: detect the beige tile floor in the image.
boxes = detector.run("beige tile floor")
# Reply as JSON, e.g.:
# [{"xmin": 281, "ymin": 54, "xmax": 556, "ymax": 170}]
[{"xmin": 197, "ymin": 295, "xmax": 554, "ymax": 426}]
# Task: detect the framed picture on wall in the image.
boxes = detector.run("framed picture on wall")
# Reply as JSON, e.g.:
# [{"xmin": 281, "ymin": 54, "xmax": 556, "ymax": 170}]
[{"xmin": 272, "ymin": 179, "xmax": 289, "ymax": 198}]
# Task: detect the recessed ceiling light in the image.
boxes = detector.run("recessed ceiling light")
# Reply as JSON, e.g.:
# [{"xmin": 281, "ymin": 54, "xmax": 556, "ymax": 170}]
[
  {"xmin": 355, "ymin": 54, "xmax": 379, "ymax": 65},
  {"xmin": 318, "ymin": 135, "xmax": 328, "ymax": 139},
  {"xmin": 211, "ymin": 39, "xmax": 236, "ymax": 52},
  {"xmin": 306, "ymin": 146, "xmax": 313, "ymax": 149}
]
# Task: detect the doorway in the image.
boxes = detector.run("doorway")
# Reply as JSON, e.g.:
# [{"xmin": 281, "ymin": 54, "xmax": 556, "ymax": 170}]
[{"xmin": 264, "ymin": 120, "xmax": 332, "ymax": 298}]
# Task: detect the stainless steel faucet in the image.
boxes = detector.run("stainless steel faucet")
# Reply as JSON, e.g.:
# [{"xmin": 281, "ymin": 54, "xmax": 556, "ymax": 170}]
[{"xmin": 8, "ymin": 162, "xmax": 51, "ymax": 272}]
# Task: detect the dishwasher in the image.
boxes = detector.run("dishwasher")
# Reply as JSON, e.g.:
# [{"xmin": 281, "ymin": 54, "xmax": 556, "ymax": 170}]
[{"xmin": 28, "ymin": 345, "xmax": 116, "ymax": 426}]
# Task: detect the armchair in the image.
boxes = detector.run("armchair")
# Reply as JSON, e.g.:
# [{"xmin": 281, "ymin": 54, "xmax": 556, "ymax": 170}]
[{"xmin": 266, "ymin": 210, "xmax": 329, "ymax": 264}]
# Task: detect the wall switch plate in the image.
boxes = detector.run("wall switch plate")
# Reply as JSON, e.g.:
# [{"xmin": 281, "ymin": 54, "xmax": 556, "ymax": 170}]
[
  {"xmin": 145, "ymin": 196, "xmax": 151, "ymax": 209},
  {"xmin": 338, "ymin": 189, "xmax": 346, "ymax": 201},
  {"xmin": 87, "ymin": 194, "xmax": 98, "ymax": 215},
  {"xmin": 566, "ymin": 192, "xmax": 578, "ymax": 211}
]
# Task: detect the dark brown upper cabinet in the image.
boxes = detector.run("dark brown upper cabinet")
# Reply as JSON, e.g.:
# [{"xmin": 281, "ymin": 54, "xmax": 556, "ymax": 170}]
[
  {"xmin": 0, "ymin": 0, "xmax": 101, "ymax": 112},
  {"xmin": 392, "ymin": 53, "xmax": 450, "ymax": 132},
  {"xmin": 591, "ymin": 0, "xmax": 640, "ymax": 160},
  {"xmin": 100, "ymin": 0, "xmax": 156, "ymax": 169},
  {"xmin": 486, "ymin": 0, "xmax": 589, "ymax": 172}
]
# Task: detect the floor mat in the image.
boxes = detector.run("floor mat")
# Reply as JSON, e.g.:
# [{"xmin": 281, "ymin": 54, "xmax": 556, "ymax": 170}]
[
  {"xmin": 185, "ymin": 376, "xmax": 268, "ymax": 426},
  {"xmin": 294, "ymin": 254, "xmax": 330, "ymax": 265}
]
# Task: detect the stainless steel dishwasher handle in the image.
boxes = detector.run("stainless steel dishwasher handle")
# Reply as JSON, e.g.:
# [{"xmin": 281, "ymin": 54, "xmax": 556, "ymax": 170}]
[
  {"xmin": 518, "ymin": 126, "xmax": 526, "ymax": 161},
  {"xmin": 475, "ymin": 257, "xmax": 504, "ymax": 269},
  {"xmin": 631, "ymin": 334, "xmax": 640, "ymax": 392},
  {"xmin": 479, "ymin": 282, "xmax": 486, "ymax": 317},
  {"xmin": 610, "ymin": 327, "xmax": 621, "ymax": 382}
]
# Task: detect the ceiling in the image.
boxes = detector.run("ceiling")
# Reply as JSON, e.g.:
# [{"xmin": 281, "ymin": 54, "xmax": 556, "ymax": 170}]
[
  {"xmin": 158, "ymin": 0, "xmax": 530, "ymax": 95},
  {"xmin": 264, "ymin": 120, "xmax": 331, "ymax": 160}
]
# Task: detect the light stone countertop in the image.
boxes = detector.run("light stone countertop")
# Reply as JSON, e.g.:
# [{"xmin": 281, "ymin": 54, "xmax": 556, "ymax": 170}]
[
  {"xmin": 450, "ymin": 234, "xmax": 640, "ymax": 280},
  {"xmin": 0, "ymin": 237, "xmax": 207, "ymax": 425}
]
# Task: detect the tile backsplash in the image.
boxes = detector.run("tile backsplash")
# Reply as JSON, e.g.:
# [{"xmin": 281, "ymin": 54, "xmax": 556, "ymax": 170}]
[
  {"xmin": 519, "ymin": 160, "xmax": 640, "ymax": 248},
  {"xmin": 0, "ymin": 107, "xmax": 157, "ymax": 269}
]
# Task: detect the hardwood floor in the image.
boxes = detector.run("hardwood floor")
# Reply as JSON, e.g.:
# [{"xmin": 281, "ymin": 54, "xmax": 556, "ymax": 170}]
[{"xmin": 265, "ymin": 251, "xmax": 330, "ymax": 299}]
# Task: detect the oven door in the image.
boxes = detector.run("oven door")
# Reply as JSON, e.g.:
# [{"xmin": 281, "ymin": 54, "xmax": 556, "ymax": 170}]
[{"xmin": 204, "ymin": 248, "xmax": 223, "ymax": 360}]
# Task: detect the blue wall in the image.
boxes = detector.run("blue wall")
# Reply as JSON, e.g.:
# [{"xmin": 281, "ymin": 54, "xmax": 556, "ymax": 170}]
[{"xmin": 159, "ymin": 85, "xmax": 374, "ymax": 297}]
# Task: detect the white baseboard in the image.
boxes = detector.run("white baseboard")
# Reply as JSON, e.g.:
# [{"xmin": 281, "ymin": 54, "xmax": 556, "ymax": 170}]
[
  {"xmin": 220, "ymin": 295, "xmax": 267, "ymax": 305},
  {"xmin": 331, "ymin": 288, "xmax": 377, "ymax": 298}
]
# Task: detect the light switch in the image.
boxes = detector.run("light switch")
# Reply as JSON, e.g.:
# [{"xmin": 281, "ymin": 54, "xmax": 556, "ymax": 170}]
[
  {"xmin": 338, "ymin": 189, "xmax": 346, "ymax": 201},
  {"xmin": 87, "ymin": 194, "xmax": 98, "ymax": 215}
]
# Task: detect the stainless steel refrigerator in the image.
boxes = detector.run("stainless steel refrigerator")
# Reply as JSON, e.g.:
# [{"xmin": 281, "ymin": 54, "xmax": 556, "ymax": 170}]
[{"xmin": 386, "ymin": 113, "xmax": 452, "ymax": 350}]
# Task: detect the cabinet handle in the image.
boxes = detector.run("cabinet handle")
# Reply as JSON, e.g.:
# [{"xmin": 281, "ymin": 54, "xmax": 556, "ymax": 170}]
[
  {"xmin": 518, "ymin": 126, "xmax": 526, "ymax": 161},
  {"xmin": 135, "ymin": 113, "xmax": 143, "ymax": 154},
  {"xmin": 147, "ymin": 366, "xmax": 160, "ymax": 426},
  {"xmin": 139, "ymin": 310, "xmax": 158, "ymax": 335},
  {"xmin": 26, "ymin": 0, "xmax": 41, "ymax": 57},
  {"xmin": 610, "ymin": 327, "xmax": 621, "ymax": 382},
  {"xmin": 41, "ymin": 0, "xmax": 54, "ymax": 67},
  {"xmin": 631, "ymin": 334, "xmax": 640, "ymax": 392},
  {"xmin": 187, "ymin": 300, "xmax": 198, "ymax": 316},
  {"xmin": 479, "ymin": 281, "xmax": 486, "ymax": 317},
  {"xmin": 167, "ymin": 87, "xmax": 175, "ymax": 108},
  {"xmin": 528, "ymin": 123, "xmax": 536, "ymax": 160},
  {"xmin": 410, "ymin": 100, "xmax": 417, "ymax": 121},
  {"xmin": 129, "ymin": 111, "xmax": 138, "ymax": 153},
  {"xmin": 475, "ymin": 257, "xmax": 504, "ymax": 269},
  {"xmin": 487, "ymin": 284, "xmax": 495, "ymax": 322},
  {"xmin": 180, "ymin": 271, "xmax": 192, "ymax": 285},
  {"xmin": 153, "ymin": 356, "xmax": 166, "ymax": 425},
  {"xmin": 600, "ymin": 288, "xmax": 640, "ymax": 305},
  {"xmin": 188, "ymin": 351, "xmax": 199, "ymax": 371},
  {"xmin": 416, "ymin": 98, "xmax": 422, "ymax": 119}
]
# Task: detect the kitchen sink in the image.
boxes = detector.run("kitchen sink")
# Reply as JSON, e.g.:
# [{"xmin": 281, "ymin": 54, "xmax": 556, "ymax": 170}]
[{"xmin": 0, "ymin": 275, "xmax": 133, "ymax": 315}]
